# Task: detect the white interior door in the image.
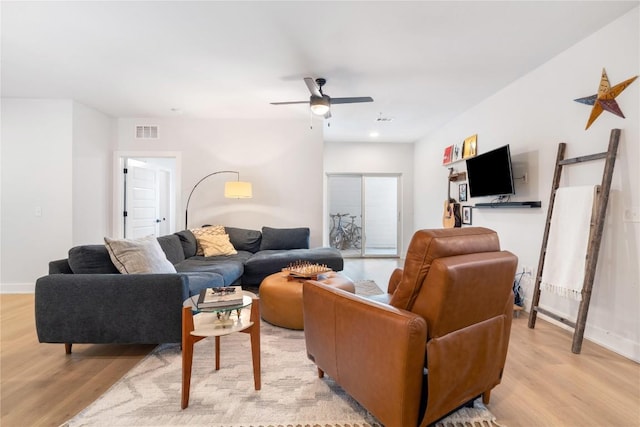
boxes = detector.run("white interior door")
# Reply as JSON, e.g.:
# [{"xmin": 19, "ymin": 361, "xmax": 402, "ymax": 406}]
[
  {"xmin": 125, "ymin": 159, "xmax": 160, "ymax": 238},
  {"xmin": 115, "ymin": 152, "xmax": 179, "ymax": 239},
  {"xmin": 157, "ymin": 169, "xmax": 171, "ymax": 236}
]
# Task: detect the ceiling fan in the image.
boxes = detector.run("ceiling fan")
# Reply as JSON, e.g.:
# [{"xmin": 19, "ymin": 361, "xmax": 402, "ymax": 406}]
[{"xmin": 270, "ymin": 77, "xmax": 373, "ymax": 119}]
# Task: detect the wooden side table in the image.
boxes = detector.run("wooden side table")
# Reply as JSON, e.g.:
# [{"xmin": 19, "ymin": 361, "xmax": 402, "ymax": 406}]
[{"xmin": 181, "ymin": 291, "xmax": 261, "ymax": 409}]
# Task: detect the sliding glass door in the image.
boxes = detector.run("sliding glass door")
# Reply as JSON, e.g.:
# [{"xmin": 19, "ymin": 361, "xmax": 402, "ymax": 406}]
[
  {"xmin": 327, "ymin": 174, "xmax": 400, "ymax": 257},
  {"xmin": 363, "ymin": 176, "xmax": 399, "ymax": 256}
]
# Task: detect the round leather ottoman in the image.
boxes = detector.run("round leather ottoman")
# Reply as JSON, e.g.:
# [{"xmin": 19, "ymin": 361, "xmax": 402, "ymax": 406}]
[{"xmin": 260, "ymin": 271, "xmax": 355, "ymax": 330}]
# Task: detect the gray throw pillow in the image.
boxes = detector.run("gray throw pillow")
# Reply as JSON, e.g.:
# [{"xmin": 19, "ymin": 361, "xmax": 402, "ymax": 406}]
[
  {"xmin": 68, "ymin": 245, "xmax": 120, "ymax": 274},
  {"xmin": 259, "ymin": 227, "xmax": 310, "ymax": 250},
  {"xmin": 157, "ymin": 234, "xmax": 186, "ymax": 264},
  {"xmin": 175, "ymin": 230, "xmax": 198, "ymax": 258},
  {"xmin": 104, "ymin": 235, "xmax": 177, "ymax": 274},
  {"xmin": 225, "ymin": 227, "xmax": 262, "ymax": 253}
]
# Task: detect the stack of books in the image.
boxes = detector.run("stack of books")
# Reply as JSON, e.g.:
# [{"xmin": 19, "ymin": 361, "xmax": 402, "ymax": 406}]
[{"xmin": 197, "ymin": 286, "xmax": 243, "ymax": 309}]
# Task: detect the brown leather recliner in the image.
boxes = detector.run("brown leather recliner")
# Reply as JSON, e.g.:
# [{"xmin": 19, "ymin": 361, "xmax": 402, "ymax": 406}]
[{"xmin": 303, "ymin": 227, "xmax": 518, "ymax": 427}]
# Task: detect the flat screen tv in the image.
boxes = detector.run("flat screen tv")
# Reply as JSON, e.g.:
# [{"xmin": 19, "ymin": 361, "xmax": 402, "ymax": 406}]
[{"xmin": 465, "ymin": 145, "xmax": 515, "ymax": 198}]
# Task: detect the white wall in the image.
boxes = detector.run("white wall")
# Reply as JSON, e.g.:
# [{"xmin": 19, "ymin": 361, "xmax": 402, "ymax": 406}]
[
  {"xmin": 0, "ymin": 99, "xmax": 115, "ymax": 292},
  {"xmin": 414, "ymin": 8, "xmax": 639, "ymax": 360},
  {"xmin": 116, "ymin": 117, "xmax": 325, "ymax": 246},
  {"xmin": 1, "ymin": 99, "xmax": 74, "ymax": 292},
  {"xmin": 0, "ymin": 110, "xmax": 323, "ymax": 291},
  {"xmin": 72, "ymin": 101, "xmax": 115, "ymax": 244},
  {"xmin": 324, "ymin": 141, "xmax": 414, "ymax": 256}
]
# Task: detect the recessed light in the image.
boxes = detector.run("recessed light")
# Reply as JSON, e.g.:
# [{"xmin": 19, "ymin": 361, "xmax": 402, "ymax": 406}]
[{"xmin": 369, "ymin": 131, "xmax": 380, "ymax": 138}]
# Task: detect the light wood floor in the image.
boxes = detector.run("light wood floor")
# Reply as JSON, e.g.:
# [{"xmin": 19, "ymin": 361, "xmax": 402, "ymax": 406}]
[{"xmin": 2, "ymin": 258, "xmax": 639, "ymax": 427}]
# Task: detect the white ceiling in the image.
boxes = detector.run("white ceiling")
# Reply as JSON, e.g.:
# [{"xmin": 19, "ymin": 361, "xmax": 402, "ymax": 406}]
[{"xmin": 2, "ymin": 1, "xmax": 637, "ymax": 143}]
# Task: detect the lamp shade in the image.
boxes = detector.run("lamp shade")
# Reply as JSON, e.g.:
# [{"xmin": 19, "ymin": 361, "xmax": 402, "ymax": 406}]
[{"xmin": 224, "ymin": 181, "xmax": 252, "ymax": 198}]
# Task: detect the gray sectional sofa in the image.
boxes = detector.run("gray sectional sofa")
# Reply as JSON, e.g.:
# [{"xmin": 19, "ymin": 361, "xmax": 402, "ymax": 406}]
[{"xmin": 35, "ymin": 226, "xmax": 343, "ymax": 352}]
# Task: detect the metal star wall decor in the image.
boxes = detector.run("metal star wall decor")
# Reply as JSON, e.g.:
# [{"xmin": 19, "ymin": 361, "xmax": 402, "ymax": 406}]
[{"xmin": 574, "ymin": 68, "xmax": 637, "ymax": 130}]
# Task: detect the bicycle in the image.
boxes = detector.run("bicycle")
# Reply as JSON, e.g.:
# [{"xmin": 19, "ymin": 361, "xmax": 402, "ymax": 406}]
[
  {"xmin": 329, "ymin": 213, "xmax": 349, "ymax": 249},
  {"xmin": 345, "ymin": 215, "xmax": 362, "ymax": 249},
  {"xmin": 329, "ymin": 213, "xmax": 362, "ymax": 250}
]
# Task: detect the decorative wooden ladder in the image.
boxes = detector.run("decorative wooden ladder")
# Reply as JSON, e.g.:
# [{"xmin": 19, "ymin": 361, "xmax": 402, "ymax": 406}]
[{"xmin": 528, "ymin": 128, "xmax": 620, "ymax": 354}]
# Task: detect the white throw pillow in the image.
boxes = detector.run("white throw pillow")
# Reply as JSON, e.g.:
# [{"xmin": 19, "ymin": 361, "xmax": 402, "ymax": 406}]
[
  {"xmin": 104, "ymin": 235, "xmax": 177, "ymax": 274},
  {"xmin": 198, "ymin": 233, "xmax": 237, "ymax": 257}
]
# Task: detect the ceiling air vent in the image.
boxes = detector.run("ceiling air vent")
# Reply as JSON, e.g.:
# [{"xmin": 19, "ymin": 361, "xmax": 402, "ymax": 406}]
[{"xmin": 135, "ymin": 125, "xmax": 159, "ymax": 139}]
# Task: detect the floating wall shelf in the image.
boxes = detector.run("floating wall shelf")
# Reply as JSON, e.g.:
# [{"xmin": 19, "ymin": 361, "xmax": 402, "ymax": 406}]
[{"xmin": 474, "ymin": 201, "xmax": 542, "ymax": 208}]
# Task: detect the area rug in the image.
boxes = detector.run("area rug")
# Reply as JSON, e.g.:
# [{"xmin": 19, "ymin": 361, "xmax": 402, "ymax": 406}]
[{"xmin": 62, "ymin": 280, "xmax": 501, "ymax": 427}]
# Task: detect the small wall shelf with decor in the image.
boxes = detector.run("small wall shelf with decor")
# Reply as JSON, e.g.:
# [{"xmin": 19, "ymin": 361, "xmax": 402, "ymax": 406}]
[
  {"xmin": 474, "ymin": 201, "xmax": 541, "ymax": 208},
  {"xmin": 442, "ymin": 134, "xmax": 477, "ymax": 165}
]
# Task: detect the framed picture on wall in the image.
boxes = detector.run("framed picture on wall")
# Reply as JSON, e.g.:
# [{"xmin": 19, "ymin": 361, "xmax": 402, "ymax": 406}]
[
  {"xmin": 452, "ymin": 140, "xmax": 464, "ymax": 162},
  {"xmin": 463, "ymin": 134, "xmax": 477, "ymax": 159},
  {"xmin": 442, "ymin": 145, "xmax": 453, "ymax": 165},
  {"xmin": 459, "ymin": 183, "xmax": 468, "ymax": 202},
  {"xmin": 462, "ymin": 206, "xmax": 472, "ymax": 225}
]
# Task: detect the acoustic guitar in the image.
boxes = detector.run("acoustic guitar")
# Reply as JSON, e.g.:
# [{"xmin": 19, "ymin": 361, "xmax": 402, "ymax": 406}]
[{"xmin": 442, "ymin": 168, "xmax": 462, "ymax": 228}]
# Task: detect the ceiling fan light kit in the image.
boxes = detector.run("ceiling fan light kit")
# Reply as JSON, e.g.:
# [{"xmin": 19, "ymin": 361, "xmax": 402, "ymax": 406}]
[
  {"xmin": 310, "ymin": 96, "xmax": 330, "ymax": 116},
  {"xmin": 271, "ymin": 77, "xmax": 373, "ymax": 119}
]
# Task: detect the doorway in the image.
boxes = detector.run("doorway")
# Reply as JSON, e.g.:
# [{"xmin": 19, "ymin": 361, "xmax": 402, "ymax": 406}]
[
  {"xmin": 123, "ymin": 159, "xmax": 172, "ymax": 238},
  {"xmin": 114, "ymin": 152, "xmax": 180, "ymax": 239},
  {"xmin": 327, "ymin": 174, "xmax": 400, "ymax": 258}
]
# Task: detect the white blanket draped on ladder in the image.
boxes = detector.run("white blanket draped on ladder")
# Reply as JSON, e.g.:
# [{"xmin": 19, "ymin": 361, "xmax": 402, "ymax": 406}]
[{"xmin": 541, "ymin": 185, "xmax": 598, "ymax": 301}]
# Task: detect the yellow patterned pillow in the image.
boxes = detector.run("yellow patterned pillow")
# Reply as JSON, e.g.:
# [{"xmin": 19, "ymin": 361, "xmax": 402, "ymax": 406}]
[
  {"xmin": 191, "ymin": 225, "xmax": 226, "ymax": 256},
  {"xmin": 198, "ymin": 233, "xmax": 237, "ymax": 257}
]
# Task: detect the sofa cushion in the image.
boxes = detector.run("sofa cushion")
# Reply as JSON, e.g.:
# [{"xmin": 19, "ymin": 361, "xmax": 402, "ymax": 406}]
[
  {"xmin": 191, "ymin": 226, "xmax": 226, "ymax": 256},
  {"xmin": 68, "ymin": 245, "xmax": 120, "ymax": 274},
  {"xmin": 243, "ymin": 247, "xmax": 343, "ymax": 285},
  {"xmin": 180, "ymin": 272, "xmax": 225, "ymax": 297},
  {"xmin": 199, "ymin": 233, "xmax": 238, "ymax": 257},
  {"xmin": 49, "ymin": 259, "xmax": 73, "ymax": 274},
  {"xmin": 104, "ymin": 236, "xmax": 177, "ymax": 274},
  {"xmin": 225, "ymin": 227, "xmax": 262, "ymax": 253},
  {"xmin": 157, "ymin": 234, "xmax": 186, "ymax": 264},
  {"xmin": 259, "ymin": 227, "xmax": 310, "ymax": 251},
  {"xmin": 175, "ymin": 230, "xmax": 197, "ymax": 258},
  {"xmin": 175, "ymin": 252, "xmax": 251, "ymax": 286}
]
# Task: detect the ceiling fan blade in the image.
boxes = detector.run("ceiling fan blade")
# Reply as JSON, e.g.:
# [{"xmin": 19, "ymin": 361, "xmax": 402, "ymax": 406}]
[
  {"xmin": 304, "ymin": 77, "xmax": 322, "ymax": 97},
  {"xmin": 330, "ymin": 96, "xmax": 374, "ymax": 104},
  {"xmin": 270, "ymin": 101, "xmax": 309, "ymax": 105}
]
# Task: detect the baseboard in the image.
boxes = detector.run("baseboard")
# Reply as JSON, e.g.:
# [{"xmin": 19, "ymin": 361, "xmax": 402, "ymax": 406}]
[
  {"xmin": 525, "ymin": 298, "xmax": 639, "ymax": 363},
  {"xmin": 0, "ymin": 282, "xmax": 35, "ymax": 293},
  {"xmin": 586, "ymin": 326, "xmax": 640, "ymax": 363}
]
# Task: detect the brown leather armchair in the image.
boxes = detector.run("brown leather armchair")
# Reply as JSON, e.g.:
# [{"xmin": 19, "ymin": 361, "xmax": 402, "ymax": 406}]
[{"xmin": 303, "ymin": 227, "xmax": 518, "ymax": 427}]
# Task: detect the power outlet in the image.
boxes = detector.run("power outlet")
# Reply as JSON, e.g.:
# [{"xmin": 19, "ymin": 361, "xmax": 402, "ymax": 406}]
[
  {"xmin": 522, "ymin": 266, "xmax": 533, "ymax": 276},
  {"xmin": 623, "ymin": 207, "xmax": 640, "ymax": 223}
]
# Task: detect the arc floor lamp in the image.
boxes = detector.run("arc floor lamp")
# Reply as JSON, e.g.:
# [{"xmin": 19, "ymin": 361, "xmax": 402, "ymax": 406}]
[{"xmin": 184, "ymin": 170, "xmax": 252, "ymax": 229}]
